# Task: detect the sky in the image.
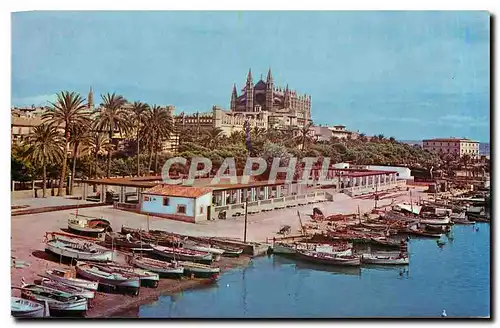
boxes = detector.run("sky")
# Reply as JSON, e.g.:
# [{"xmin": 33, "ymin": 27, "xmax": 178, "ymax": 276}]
[{"xmin": 11, "ymin": 11, "xmax": 490, "ymax": 141}]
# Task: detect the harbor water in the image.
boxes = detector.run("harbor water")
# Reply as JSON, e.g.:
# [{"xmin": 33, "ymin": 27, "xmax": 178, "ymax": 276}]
[{"xmin": 132, "ymin": 224, "xmax": 490, "ymax": 318}]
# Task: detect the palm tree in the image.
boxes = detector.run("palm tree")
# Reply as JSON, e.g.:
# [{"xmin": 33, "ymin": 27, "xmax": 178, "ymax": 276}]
[
  {"xmin": 93, "ymin": 93, "xmax": 130, "ymax": 177},
  {"xmin": 203, "ymin": 128, "xmax": 224, "ymax": 149},
  {"xmin": 296, "ymin": 122, "xmax": 313, "ymax": 151},
  {"xmin": 24, "ymin": 125, "xmax": 65, "ymax": 197},
  {"xmin": 88, "ymin": 132, "xmax": 113, "ymax": 180},
  {"xmin": 143, "ymin": 105, "xmax": 174, "ymax": 174},
  {"xmin": 129, "ymin": 101, "xmax": 150, "ymax": 176},
  {"xmin": 42, "ymin": 91, "xmax": 89, "ymax": 196},
  {"xmin": 68, "ymin": 122, "xmax": 92, "ymax": 194}
]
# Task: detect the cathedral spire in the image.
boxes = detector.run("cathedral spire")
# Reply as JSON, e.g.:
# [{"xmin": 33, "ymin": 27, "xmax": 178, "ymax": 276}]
[
  {"xmin": 266, "ymin": 67, "xmax": 273, "ymax": 83},
  {"xmin": 230, "ymin": 83, "xmax": 238, "ymax": 111},
  {"xmin": 87, "ymin": 86, "xmax": 94, "ymax": 109},
  {"xmin": 246, "ymin": 69, "xmax": 253, "ymax": 83}
]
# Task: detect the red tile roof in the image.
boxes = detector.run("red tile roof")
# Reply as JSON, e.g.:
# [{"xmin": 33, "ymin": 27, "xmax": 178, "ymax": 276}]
[
  {"xmin": 423, "ymin": 138, "xmax": 478, "ymax": 143},
  {"xmin": 143, "ymin": 184, "xmax": 212, "ymax": 198}
]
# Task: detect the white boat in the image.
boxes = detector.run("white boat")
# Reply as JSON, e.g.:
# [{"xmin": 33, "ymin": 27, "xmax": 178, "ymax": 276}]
[
  {"xmin": 419, "ymin": 216, "xmax": 451, "ymax": 225},
  {"xmin": 273, "ymin": 242, "xmax": 353, "ymax": 257},
  {"xmin": 129, "ymin": 256, "xmax": 184, "ymax": 278},
  {"xmin": 11, "ymin": 297, "xmax": 46, "ymax": 318},
  {"xmin": 151, "ymin": 244, "xmax": 213, "ymax": 263},
  {"xmin": 37, "ymin": 278, "xmax": 95, "ymax": 299},
  {"xmin": 68, "ymin": 214, "xmax": 111, "ymax": 235},
  {"xmin": 45, "ymin": 237, "xmax": 114, "ymax": 262},
  {"xmin": 361, "ymin": 253, "xmax": 409, "ymax": 265},
  {"xmin": 45, "ymin": 268, "xmax": 99, "ymax": 291},
  {"xmin": 96, "ymin": 263, "xmax": 160, "ymax": 288},
  {"xmin": 296, "ymin": 251, "xmax": 361, "ymax": 266},
  {"xmin": 177, "ymin": 260, "xmax": 220, "ymax": 279},
  {"xmin": 75, "ymin": 261, "xmax": 140, "ymax": 295},
  {"xmin": 18, "ymin": 284, "xmax": 88, "ymax": 316},
  {"xmin": 182, "ymin": 241, "xmax": 225, "ymax": 260}
]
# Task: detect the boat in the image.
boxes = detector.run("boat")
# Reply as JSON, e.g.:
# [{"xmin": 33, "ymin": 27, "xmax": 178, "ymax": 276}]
[
  {"xmin": 96, "ymin": 262, "xmax": 160, "ymax": 288},
  {"xmin": 128, "ymin": 256, "xmax": 184, "ymax": 278},
  {"xmin": 75, "ymin": 261, "xmax": 140, "ymax": 295},
  {"xmin": 45, "ymin": 234, "xmax": 114, "ymax": 262},
  {"xmin": 452, "ymin": 219, "xmax": 476, "ymax": 225},
  {"xmin": 11, "ymin": 297, "xmax": 46, "ymax": 318},
  {"xmin": 295, "ymin": 251, "xmax": 361, "ymax": 266},
  {"xmin": 182, "ymin": 241, "xmax": 224, "ymax": 261},
  {"xmin": 68, "ymin": 214, "xmax": 111, "ymax": 237},
  {"xmin": 369, "ymin": 237, "xmax": 401, "ymax": 248},
  {"xmin": 408, "ymin": 228, "xmax": 442, "ymax": 238},
  {"xmin": 121, "ymin": 226, "xmax": 180, "ymax": 246},
  {"xmin": 273, "ymin": 242, "xmax": 353, "ymax": 256},
  {"xmin": 419, "ymin": 216, "xmax": 451, "ymax": 225},
  {"xmin": 151, "ymin": 244, "xmax": 213, "ymax": 264},
  {"xmin": 17, "ymin": 284, "xmax": 88, "ymax": 317},
  {"xmin": 177, "ymin": 260, "xmax": 220, "ymax": 279},
  {"xmin": 36, "ymin": 277, "xmax": 95, "ymax": 300},
  {"xmin": 361, "ymin": 253, "xmax": 409, "ymax": 265},
  {"xmin": 44, "ymin": 268, "xmax": 99, "ymax": 291},
  {"xmin": 101, "ymin": 232, "xmax": 153, "ymax": 252}
]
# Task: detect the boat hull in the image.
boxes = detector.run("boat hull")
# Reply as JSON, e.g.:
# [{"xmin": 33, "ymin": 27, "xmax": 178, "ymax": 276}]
[
  {"xmin": 20, "ymin": 289, "xmax": 88, "ymax": 317},
  {"xmin": 130, "ymin": 258, "xmax": 184, "ymax": 279},
  {"xmin": 38, "ymin": 279, "xmax": 95, "ymax": 299},
  {"xmin": 11, "ymin": 297, "xmax": 45, "ymax": 318},
  {"xmin": 177, "ymin": 261, "xmax": 220, "ymax": 279},
  {"xmin": 45, "ymin": 270, "xmax": 99, "ymax": 291},
  {"xmin": 45, "ymin": 241, "xmax": 114, "ymax": 262},
  {"xmin": 362, "ymin": 255, "xmax": 409, "ymax": 265},
  {"xmin": 296, "ymin": 252, "xmax": 361, "ymax": 267},
  {"xmin": 75, "ymin": 263, "xmax": 140, "ymax": 295},
  {"xmin": 152, "ymin": 246, "xmax": 213, "ymax": 264}
]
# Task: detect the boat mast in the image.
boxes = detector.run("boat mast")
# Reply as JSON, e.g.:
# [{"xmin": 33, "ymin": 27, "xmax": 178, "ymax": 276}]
[
  {"xmin": 243, "ymin": 196, "xmax": 249, "ymax": 243},
  {"xmin": 297, "ymin": 210, "xmax": 306, "ymax": 237}
]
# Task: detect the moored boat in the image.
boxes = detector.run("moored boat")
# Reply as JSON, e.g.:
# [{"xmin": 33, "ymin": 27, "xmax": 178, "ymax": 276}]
[
  {"xmin": 17, "ymin": 284, "xmax": 88, "ymax": 317},
  {"xmin": 45, "ymin": 235, "xmax": 114, "ymax": 262},
  {"xmin": 419, "ymin": 216, "xmax": 451, "ymax": 225},
  {"xmin": 97, "ymin": 262, "xmax": 160, "ymax": 288},
  {"xmin": 176, "ymin": 260, "xmax": 220, "ymax": 279},
  {"xmin": 44, "ymin": 268, "xmax": 99, "ymax": 291},
  {"xmin": 151, "ymin": 244, "xmax": 213, "ymax": 264},
  {"xmin": 407, "ymin": 229, "xmax": 442, "ymax": 238},
  {"xmin": 129, "ymin": 256, "xmax": 184, "ymax": 278},
  {"xmin": 182, "ymin": 241, "xmax": 224, "ymax": 261},
  {"xmin": 68, "ymin": 214, "xmax": 111, "ymax": 237},
  {"xmin": 295, "ymin": 251, "xmax": 361, "ymax": 266},
  {"xmin": 101, "ymin": 232, "xmax": 153, "ymax": 252},
  {"xmin": 11, "ymin": 297, "xmax": 46, "ymax": 318},
  {"xmin": 361, "ymin": 253, "xmax": 409, "ymax": 265},
  {"xmin": 75, "ymin": 261, "xmax": 140, "ymax": 295},
  {"xmin": 37, "ymin": 278, "xmax": 95, "ymax": 300}
]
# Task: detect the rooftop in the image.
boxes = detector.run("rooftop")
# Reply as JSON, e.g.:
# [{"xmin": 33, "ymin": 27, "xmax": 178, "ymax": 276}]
[
  {"xmin": 144, "ymin": 184, "xmax": 213, "ymax": 198},
  {"xmin": 423, "ymin": 138, "xmax": 478, "ymax": 143}
]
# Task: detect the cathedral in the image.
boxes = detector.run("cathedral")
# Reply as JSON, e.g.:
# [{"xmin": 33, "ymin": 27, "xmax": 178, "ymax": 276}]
[{"xmin": 230, "ymin": 68, "xmax": 312, "ymax": 125}]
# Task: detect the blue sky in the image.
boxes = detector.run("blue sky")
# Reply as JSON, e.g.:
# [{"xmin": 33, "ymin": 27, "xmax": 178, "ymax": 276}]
[{"xmin": 11, "ymin": 11, "xmax": 490, "ymax": 141}]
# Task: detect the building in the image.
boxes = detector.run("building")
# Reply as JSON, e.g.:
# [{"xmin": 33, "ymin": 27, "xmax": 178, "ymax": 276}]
[
  {"xmin": 365, "ymin": 165, "xmax": 413, "ymax": 181},
  {"xmin": 11, "ymin": 109, "xmax": 44, "ymax": 142},
  {"xmin": 309, "ymin": 125, "xmax": 355, "ymax": 141},
  {"xmin": 140, "ymin": 185, "xmax": 213, "ymax": 223},
  {"xmin": 329, "ymin": 125, "xmax": 352, "ymax": 139},
  {"xmin": 422, "ymin": 138, "xmax": 480, "ymax": 158}
]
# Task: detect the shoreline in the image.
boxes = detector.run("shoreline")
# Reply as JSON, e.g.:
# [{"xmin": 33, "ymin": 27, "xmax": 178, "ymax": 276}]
[{"xmin": 85, "ymin": 255, "xmax": 252, "ymax": 318}]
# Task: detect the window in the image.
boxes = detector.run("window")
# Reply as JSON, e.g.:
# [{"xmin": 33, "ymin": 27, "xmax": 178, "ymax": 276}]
[
  {"xmin": 163, "ymin": 197, "xmax": 170, "ymax": 206},
  {"xmin": 177, "ymin": 205, "xmax": 186, "ymax": 214},
  {"xmin": 144, "ymin": 196, "xmax": 150, "ymax": 201},
  {"xmin": 200, "ymin": 206, "xmax": 204, "ymax": 214}
]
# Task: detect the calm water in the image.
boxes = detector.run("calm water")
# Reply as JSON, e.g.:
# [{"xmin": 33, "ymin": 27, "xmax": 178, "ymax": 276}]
[{"xmin": 136, "ymin": 224, "xmax": 490, "ymax": 318}]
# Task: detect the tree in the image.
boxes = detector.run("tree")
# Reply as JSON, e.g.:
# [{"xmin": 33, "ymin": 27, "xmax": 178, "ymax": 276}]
[
  {"xmin": 296, "ymin": 122, "xmax": 313, "ymax": 152},
  {"xmin": 93, "ymin": 93, "xmax": 130, "ymax": 177},
  {"xmin": 203, "ymin": 128, "xmax": 224, "ymax": 149},
  {"xmin": 68, "ymin": 122, "xmax": 92, "ymax": 194},
  {"xmin": 88, "ymin": 132, "xmax": 113, "ymax": 179},
  {"xmin": 24, "ymin": 125, "xmax": 64, "ymax": 197},
  {"xmin": 142, "ymin": 105, "xmax": 174, "ymax": 174},
  {"xmin": 129, "ymin": 101, "xmax": 150, "ymax": 176},
  {"xmin": 42, "ymin": 91, "xmax": 89, "ymax": 196}
]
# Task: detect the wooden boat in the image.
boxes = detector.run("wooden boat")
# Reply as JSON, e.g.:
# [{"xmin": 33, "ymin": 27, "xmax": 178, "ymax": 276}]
[
  {"xmin": 37, "ymin": 277, "xmax": 95, "ymax": 299},
  {"xmin": 425, "ymin": 224, "xmax": 452, "ymax": 233},
  {"xmin": 17, "ymin": 284, "xmax": 88, "ymax": 316},
  {"xmin": 407, "ymin": 229, "xmax": 442, "ymax": 238},
  {"xmin": 128, "ymin": 256, "xmax": 184, "ymax": 278},
  {"xmin": 121, "ymin": 226, "xmax": 179, "ymax": 246},
  {"xmin": 419, "ymin": 216, "xmax": 451, "ymax": 225},
  {"xmin": 451, "ymin": 218, "xmax": 475, "ymax": 225},
  {"xmin": 273, "ymin": 242, "xmax": 353, "ymax": 256},
  {"xmin": 186, "ymin": 237, "xmax": 244, "ymax": 257},
  {"xmin": 101, "ymin": 232, "xmax": 153, "ymax": 252},
  {"xmin": 11, "ymin": 297, "xmax": 46, "ymax": 318},
  {"xmin": 45, "ymin": 234, "xmax": 114, "ymax": 262},
  {"xmin": 44, "ymin": 268, "xmax": 99, "ymax": 291},
  {"xmin": 96, "ymin": 262, "xmax": 160, "ymax": 288},
  {"xmin": 68, "ymin": 214, "xmax": 111, "ymax": 236},
  {"xmin": 369, "ymin": 237, "xmax": 401, "ymax": 248},
  {"xmin": 361, "ymin": 253, "xmax": 409, "ymax": 265},
  {"xmin": 295, "ymin": 251, "xmax": 361, "ymax": 266},
  {"xmin": 182, "ymin": 241, "xmax": 224, "ymax": 261},
  {"xmin": 75, "ymin": 261, "xmax": 140, "ymax": 295},
  {"xmin": 151, "ymin": 244, "xmax": 213, "ymax": 264},
  {"xmin": 176, "ymin": 260, "xmax": 220, "ymax": 279}
]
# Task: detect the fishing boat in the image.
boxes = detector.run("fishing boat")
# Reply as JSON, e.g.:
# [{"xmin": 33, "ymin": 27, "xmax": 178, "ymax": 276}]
[
  {"xmin": 273, "ymin": 242, "xmax": 353, "ymax": 256},
  {"xmin": 407, "ymin": 229, "xmax": 442, "ymax": 238},
  {"xmin": 45, "ymin": 234, "xmax": 114, "ymax": 262},
  {"xmin": 101, "ymin": 232, "xmax": 153, "ymax": 252},
  {"xmin": 68, "ymin": 214, "xmax": 111, "ymax": 237},
  {"xmin": 419, "ymin": 216, "xmax": 451, "ymax": 225},
  {"xmin": 128, "ymin": 256, "xmax": 184, "ymax": 278},
  {"xmin": 452, "ymin": 218, "xmax": 475, "ymax": 225},
  {"xmin": 96, "ymin": 263, "xmax": 160, "ymax": 288},
  {"xmin": 151, "ymin": 244, "xmax": 213, "ymax": 264},
  {"xmin": 182, "ymin": 241, "xmax": 224, "ymax": 261},
  {"xmin": 75, "ymin": 261, "xmax": 140, "ymax": 295},
  {"xmin": 11, "ymin": 297, "xmax": 46, "ymax": 318},
  {"xmin": 17, "ymin": 284, "xmax": 88, "ymax": 317},
  {"xmin": 176, "ymin": 260, "xmax": 220, "ymax": 279},
  {"xmin": 121, "ymin": 226, "xmax": 180, "ymax": 246},
  {"xmin": 425, "ymin": 224, "xmax": 451, "ymax": 233},
  {"xmin": 295, "ymin": 251, "xmax": 361, "ymax": 266},
  {"xmin": 369, "ymin": 237, "xmax": 401, "ymax": 248},
  {"xmin": 361, "ymin": 253, "xmax": 409, "ymax": 265},
  {"xmin": 44, "ymin": 268, "xmax": 99, "ymax": 291},
  {"xmin": 37, "ymin": 277, "xmax": 95, "ymax": 300}
]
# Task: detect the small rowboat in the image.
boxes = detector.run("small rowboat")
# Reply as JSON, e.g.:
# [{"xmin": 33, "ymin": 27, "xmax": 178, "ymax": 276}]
[
  {"xmin": 11, "ymin": 297, "xmax": 46, "ymax": 318},
  {"xmin": 296, "ymin": 251, "xmax": 361, "ymax": 266},
  {"xmin": 68, "ymin": 214, "xmax": 111, "ymax": 237},
  {"xmin": 407, "ymin": 229, "xmax": 442, "ymax": 238},
  {"xmin": 17, "ymin": 284, "xmax": 88, "ymax": 317},
  {"xmin": 36, "ymin": 277, "xmax": 95, "ymax": 299},
  {"xmin": 419, "ymin": 216, "xmax": 451, "ymax": 225},
  {"xmin": 151, "ymin": 245, "xmax": 213, "ymax": 264},
  {"xmin": 95, "ymin": 262, "xmax": 160, "ymax": 288},
  {"xmin": 44, "ymin": 268, "xmax": 99, "ymax": 291},
  {"xmin": 176, "ymin": 261, "xmax": 220, "ymax": 279},
  {"xmin": 75, "ymin": 261, "xmax": 140, "ymax": 295},
  {"xmin": 45, "ymin": 236, "xmax": 114, "ymax": 262},
  {"xmin": 182, "ymin": 241, "xmax": 224, "ymax": 261},
  {"xmin": 101, "ymin": 232, "xmax": 153, "ymax": 252},
  {"xmin": 129, "ymin": 256, "xmax": 184, "ymax": 278},
  {"xmin": 361, "ymin": 253, "xmax": 409, "ymax": 265}
]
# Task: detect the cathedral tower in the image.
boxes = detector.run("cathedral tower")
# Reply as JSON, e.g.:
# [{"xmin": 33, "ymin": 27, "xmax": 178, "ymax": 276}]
[
  {"xmin": 265, "ymin": 68, "xmax": 274, "ymax": 112},
  {"xmin": 87, "ymin": 86, "xmax": 94, "ymax": 109},
  {"xmin": 230, "ymin": 84, "xmax": 238, "ymax": 111},
  {"xmin": 245, "ymin": 69, "xmax": 254, "ymax": 112}
]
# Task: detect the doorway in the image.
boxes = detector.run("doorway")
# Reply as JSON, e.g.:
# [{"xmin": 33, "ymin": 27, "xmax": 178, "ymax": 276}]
[{"xmin": 207, "ymin": 206, "xmax": 211, "ymax": 220}]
